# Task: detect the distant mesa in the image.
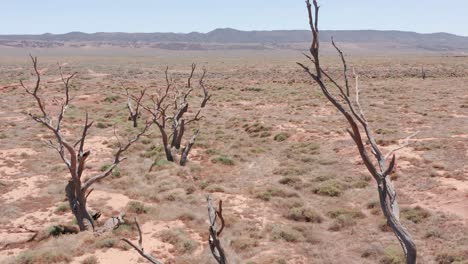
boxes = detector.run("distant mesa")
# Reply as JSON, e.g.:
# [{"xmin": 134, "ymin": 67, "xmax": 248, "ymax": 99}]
[{"xmin": 0, "ymin": 28, "xmax": 467, "ymax": 52}]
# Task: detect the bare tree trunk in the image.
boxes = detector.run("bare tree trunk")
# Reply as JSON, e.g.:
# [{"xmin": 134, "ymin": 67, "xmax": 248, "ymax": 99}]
[
  {"xmin": 180, "ymin": 130, "xmax": 199, "ymax": 166},
  {"xmin": 65, "ymin": 180, "xmax": 93, "ymax": 231},
  {"xmin": 132, "ymin": 115, "xmax": 138, "ymax": 128}
]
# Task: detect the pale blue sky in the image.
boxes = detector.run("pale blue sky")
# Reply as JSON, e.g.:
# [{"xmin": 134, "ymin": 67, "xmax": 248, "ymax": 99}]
[{"xmin": 1, "ymin": 0, "xmax": 467, "ymax": 36}]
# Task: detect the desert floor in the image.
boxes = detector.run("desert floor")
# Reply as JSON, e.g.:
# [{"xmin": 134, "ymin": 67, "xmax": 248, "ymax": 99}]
[{"xmin": 0, "ymin": 49, "xmax": 467, "ymax": 264}]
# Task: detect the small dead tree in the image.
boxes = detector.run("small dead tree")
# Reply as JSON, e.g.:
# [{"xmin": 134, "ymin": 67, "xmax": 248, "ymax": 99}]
[
  {"xmin": 22, "ymin": 56, "xmax": 150, "ymax": 231},
  {"xmin": 133, "ymin": 64, "xmax": 211, "ymax": 166},
  {"xmin": 123, "ymin": 197, "xmax": 227, "ymax": 264},
  {"xmin": 297, "ymin": 1, "xmax": 417, "ymax": 263},
  {"xmin": 126, "ymin": 87, "xmax": 146, "ymax": 128},
  {"xmin": 122, "ymin": 218, "xmax": 163, "ymax": 264},
  {"xmin": 207, "ymin": 196, "xmax": 227, "ymax": 264}
]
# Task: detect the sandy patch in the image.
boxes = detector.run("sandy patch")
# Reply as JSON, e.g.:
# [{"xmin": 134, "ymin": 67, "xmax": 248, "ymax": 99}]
[
  {"xmin": 9, "ymin": 204, "xmax": 73, "ymax": 230},
  {"xmin": 0, "ymin": 232, "xmax": 36, "ymax": 249},
  {"xmin": 0, "ymin": 148, "xmax": 37, "ymax": 176},
  {"xmin": 71, "ymin": 248, "xmax": 141, "ymax": 264},
  {"xmin": 0, "ymin": 248, "xmax": 24, "ymax": 263},
  {"xmin": 1, "ymin": 175, "xmax": 47, "ymax": 202},
  {"xmin": 88, "ymin": 189, "xmax": 132, "ymax": 213},
  {"xmin": 84, "ymin": 136, "xmax": 113, "ymax": 164},
  {"xmin": 87, "ymin": 69, "xmax": 109, "ymax": 78},
  {"xmin": 0, "ymin": 115, "xmax": 26, "ymax": 123}
]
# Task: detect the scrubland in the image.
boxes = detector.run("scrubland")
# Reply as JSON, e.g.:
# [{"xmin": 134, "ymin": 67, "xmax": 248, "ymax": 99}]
[{"xmin": 0, "ymin": 49, "xmax": 467, "ymax": 263}]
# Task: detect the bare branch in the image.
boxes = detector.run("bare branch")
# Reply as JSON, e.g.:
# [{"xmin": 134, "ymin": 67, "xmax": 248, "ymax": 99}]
[
  {"xmin": 384, "ymin": 131, "xmax": 420, "ymax": 161},
  {"xmin": 187, "ymin": 63, "xmax": 196, "ymax": 88}
]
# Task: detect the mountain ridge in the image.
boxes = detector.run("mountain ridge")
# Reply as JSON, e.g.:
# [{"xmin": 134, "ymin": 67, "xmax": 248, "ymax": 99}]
[{"xmin": 1, "ymin": 28, "xmax": 467, "ymax": 52}]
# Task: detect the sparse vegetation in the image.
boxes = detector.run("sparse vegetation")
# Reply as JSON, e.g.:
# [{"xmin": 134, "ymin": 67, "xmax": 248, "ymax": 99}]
[{"xmin": 0, "ymin": 2, "xmax": 466, "ymax": 262}]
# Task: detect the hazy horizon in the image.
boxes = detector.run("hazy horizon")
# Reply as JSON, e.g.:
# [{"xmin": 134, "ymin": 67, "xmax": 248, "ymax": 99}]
[
  {"xmin": 1, "ymin": 0, "xmax": 467, "ymax": 36},
  {"xmin": 1, "ymin": 27, "xmax": 467, "ymax": 37}
]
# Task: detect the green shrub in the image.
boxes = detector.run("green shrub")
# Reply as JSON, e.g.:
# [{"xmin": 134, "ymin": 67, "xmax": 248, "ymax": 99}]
[
  {"xmin": 47, "ymin": 225, "xmax": 63, "ymax": 237},
  {"xmin": 100, "ymin": 164, "xmax": 111, "ymax": 172},
  {"xmin": 211, "ymin": 155, "xmax": 234, "ymax": 166},
  {"xmin": 54, "ymin": 203, "xmax": 69, "ymax": 214},
  {"xmin": 112, "ymin": 167, "xmax": 121, "ymax": 177},
  {"xmin": 96, "ymin": 122, "xmax": 107, "ymax": 129},
  {"xmin": 274, "ymin": 133, "xmax": 289, "ymax": 142}
]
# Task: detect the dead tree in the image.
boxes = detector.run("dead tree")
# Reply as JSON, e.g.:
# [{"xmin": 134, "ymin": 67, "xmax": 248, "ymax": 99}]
[
  {"xmin": 22, "ymin": 56, "xmax": 150, "ymax": 231},
  {"xmin": 207, "ymin": 196, "xmax": 227, "ymax": 264},
  {"xmin": 123, "ymin": 197, "xmax": 227, "ymax": 264},
  {"xmin": 126, "ymin": 87, "xmax": 146, "ymax": 128},
  {"xmin": 297, "ymin": 1, "xmax": 417, "ymax": 263},
  {"xmin": 122, "ymin": 218, "xmax": 163, "ymax": 264},
  {"xmin": 133, "ymin": 64, "xmax": 211, "ymax": 166},
  {"xmin": 421, "ymin": 66, "xmax": 426, "ymax": 80}
]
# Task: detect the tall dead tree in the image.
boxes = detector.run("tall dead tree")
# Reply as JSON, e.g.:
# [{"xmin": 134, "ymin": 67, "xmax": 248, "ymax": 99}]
[
  {"xmin": 22, "ymin": 56, "xmax": 150, "ymax": 231},
  {"xmin": 132, "ymin": 64, "xmax": 211, "ymax": 166},
  {"xmin": 297, "ymin": 1, "xmax": 417, "ymax": 263}
]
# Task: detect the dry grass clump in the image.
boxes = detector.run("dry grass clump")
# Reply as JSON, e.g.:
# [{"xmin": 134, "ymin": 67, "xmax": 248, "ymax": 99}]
[
  {"xmin": 380, "ymin": 245, "xmax": 405, "ymax": 264},
  {"xmin": 285, "ymin": 207, "xmax": 323, "ymax": 223},
  {"xmin": 273, "ymin": 166, "xmax": 308, "ymax": 176},
  {"xmin": 270, "ymin": 224, "xmax": 303, "ymax": 243},
  {"xmin": 243, "ymin": 122, "xmax": 271, "ymax": 138},
  {"xmin": 126, "ymin": 201, "xmax": 149, "ymax": 214},
  {"xmin": 80, "ymin": 255, "xmax": 99, "ymax": 264},
  {"xmin": 327, "ymin": 208, "xmax": 366, "ymax": 231},
  {"xmin": 211, "ymin": 155, "xmax": 235, "ymax": 166},
  {"xmin": 7, "ymin": 233, "xmax": 90, "ymax": 264},
  {"xmin": 269, "ymin": 224, "xmax": 318, "ymax": 243},
  {"xmin": 159, "ymin": 228, "xmax": 199, "ymax": 254},
  {"xmin": 435, "ymin": 249, "xmax": 467, "ymax": 264},
  {"xmin": 278, "ymin": 176, "xmax": 306, "ymax": 190},
  {"xmin": 401, "ymin": 206, "xmax": 430, "ymax": 223},
  {"xmin": 254, "ymin": 187, "xmax": 299, "ymax": 201},
  {"xmin": 312, "ymin": 180, "xmax": 345, "ymax": 197},
  {"xmin": 230, "ymin": 236, "xmax": 260, "ymax": 252}
]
